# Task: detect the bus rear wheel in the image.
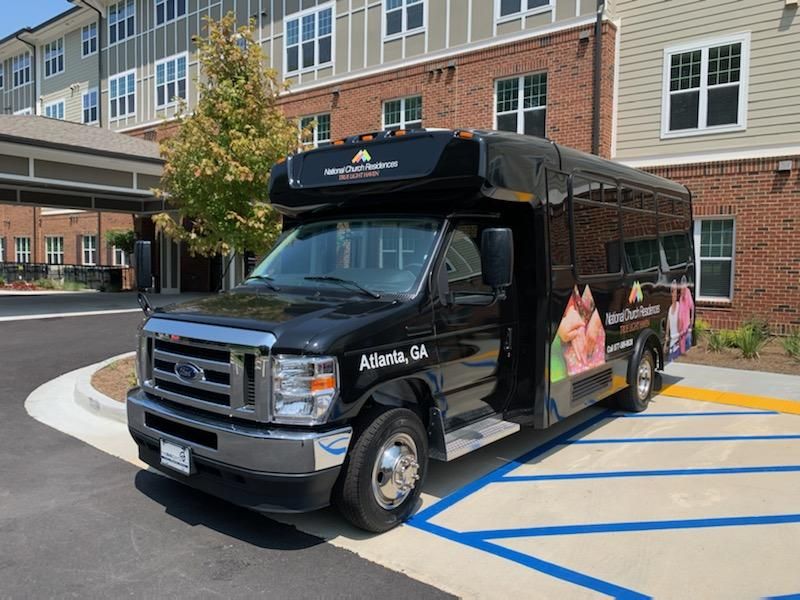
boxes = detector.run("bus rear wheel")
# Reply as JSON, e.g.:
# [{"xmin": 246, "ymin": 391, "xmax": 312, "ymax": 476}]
[
  {"xmin": 617, "ymin": 349, "xmax": 655, "ymax": 412},
  {"xmin": 333, "ymin": 407, "xmax": 428, "ymax": 533}
]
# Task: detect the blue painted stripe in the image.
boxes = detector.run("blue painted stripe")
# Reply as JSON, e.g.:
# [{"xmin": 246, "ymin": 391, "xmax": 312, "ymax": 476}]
[
  {"xmin": 565, "ymin": 434, "xmax": 800, "ymax": 444},
  {"xmin": 498, "ymin": 464, "xmax": 800, "ymax": 482},
  {"xmin": 462, "ymin": 513, "xmax": 800, "ymax": 541},
  {"xmin": 765, "ymin": 594, "xmax": 800, "ymax": 599},
  {"xmin": 409, "ymin": 409, "xmax": 614, "ymax": 523},
  {"xmin": 411, "ymin": 520, "xmax": 650, "ymax": 600},
  {"xmin": 612, "ymin": 410, "xmax": 778, "ymax": 418}
]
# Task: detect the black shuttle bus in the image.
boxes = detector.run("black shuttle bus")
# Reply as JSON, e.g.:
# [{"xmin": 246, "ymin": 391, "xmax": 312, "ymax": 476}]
[{"xmin": 127, "ymin": 129, "xmax": 695, "ymax": 532}]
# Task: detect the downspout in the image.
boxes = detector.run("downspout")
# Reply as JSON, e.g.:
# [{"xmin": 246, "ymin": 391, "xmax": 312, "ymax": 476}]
[
  {"xmin": 75, "ymin": 0, "xmax": 104, "ymax": 126},
  {"xmin": 15, "ymin": 31, "xmax": 37, "ymax": 115},
  {"xmin": 591, "ymin": 2, "xmax": 605, "ymax": 156}
]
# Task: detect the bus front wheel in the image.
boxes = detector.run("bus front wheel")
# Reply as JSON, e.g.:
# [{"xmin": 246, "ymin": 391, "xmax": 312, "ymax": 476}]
[{"xmin": 617, "ymin": 349, "xmax": 655, "ymax": 412}]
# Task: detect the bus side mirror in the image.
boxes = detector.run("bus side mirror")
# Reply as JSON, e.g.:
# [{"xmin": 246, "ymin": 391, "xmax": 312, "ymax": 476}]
[
  {"xmin": 134, "ymin": 240, "xmax": 153, "ymax": 291},
  {"xmin": 481, "ymin": 228, "xmax": 513, "ymax": 292}
]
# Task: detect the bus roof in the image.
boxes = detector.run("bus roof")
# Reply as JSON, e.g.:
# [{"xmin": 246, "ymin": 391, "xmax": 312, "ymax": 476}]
[{"xmin": 268, "ymin": 129, "xmax": 689, "ymax": 215}]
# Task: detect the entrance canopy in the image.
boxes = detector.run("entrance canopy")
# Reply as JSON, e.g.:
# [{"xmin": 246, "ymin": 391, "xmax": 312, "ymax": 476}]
[{"xmin": 0, "ymin": 115, "xmax": 165, "ymax": 214}]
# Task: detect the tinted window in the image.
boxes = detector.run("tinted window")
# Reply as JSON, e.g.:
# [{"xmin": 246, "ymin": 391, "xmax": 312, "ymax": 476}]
[
  {"xmin": 658, "ymin": 196, "xmax": 692, "ymax": 269},
  {"xmin": 445, "ymin": 223, "xmax": 491, "ymax": 293},
  {"xmin": 621, "ymin": 187, "xmax": 659, "ymax": 272},
  {"xmin": 572, "ymin": 177, "xmax": 621, "ymax": 277}
]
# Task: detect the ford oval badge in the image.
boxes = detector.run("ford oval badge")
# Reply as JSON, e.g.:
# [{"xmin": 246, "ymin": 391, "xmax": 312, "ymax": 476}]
[{"xmin": 175, "ymin": 362, "xmax": 204, "ymax": 382}]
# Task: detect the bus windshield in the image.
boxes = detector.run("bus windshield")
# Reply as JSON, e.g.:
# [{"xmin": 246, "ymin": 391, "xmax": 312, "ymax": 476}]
[{"xmin": 246, "ymin": 217, "xmax": 443, "ymax": 296}]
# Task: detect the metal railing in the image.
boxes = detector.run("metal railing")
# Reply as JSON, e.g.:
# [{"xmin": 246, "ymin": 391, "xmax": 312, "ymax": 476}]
[{"xmin": 0, "ymin": 262, "xmax": 134, "ymax": 291}]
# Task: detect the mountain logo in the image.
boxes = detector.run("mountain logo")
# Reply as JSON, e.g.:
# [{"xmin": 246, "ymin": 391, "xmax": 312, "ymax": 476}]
[
  {"xmin": 351, "ymin": 149, "xmax": 372, "ymax": 164},
  {"xmin": 628, "ymin": 281, "xmax": 644, "ymax": 304}
]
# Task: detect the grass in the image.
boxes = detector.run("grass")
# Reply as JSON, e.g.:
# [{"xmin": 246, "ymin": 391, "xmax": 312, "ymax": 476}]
[
  {"xmin": 783, "ymin": 333, "xmax": 800, "ymax": 362},
  {"xmin": 32, "ymin": 278, "xmax": 88, "ymax": 291}
]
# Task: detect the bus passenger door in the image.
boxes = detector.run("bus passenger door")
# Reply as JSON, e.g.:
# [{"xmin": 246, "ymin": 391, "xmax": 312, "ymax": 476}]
[{"xmin": 433, "ymin": 219, "xmax": 516, "ymax": 430}]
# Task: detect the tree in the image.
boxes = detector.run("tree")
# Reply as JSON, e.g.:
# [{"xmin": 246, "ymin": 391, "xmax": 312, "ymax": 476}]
[
  {"xmin": 152, "ymin": 13, "xmax": 300, "ymax": 257},
  {"xmin": 105, "ymin": 230, "xmax": 136, "ymax": 256}
]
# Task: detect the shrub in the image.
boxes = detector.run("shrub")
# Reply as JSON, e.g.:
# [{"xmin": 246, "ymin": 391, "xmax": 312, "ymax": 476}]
[
  {"xmin": 783, "ymin": 333, "xmax": 800, "ymax": 362},
  {"xmin": 63, "ymin": 280, "xmax": 86, "ymax": 292},
  {"xmin": 736, "ymin": 325, "xmax": 768, "ymax": 359},
  {"xmin": 707, "ymin": 331, "xmax": 726, "ymax": 352},
  {"xmin": 0, "ymin": 276, "xmax": 5, "ymax": 286},
  {"xmin": 34, "ymin": 278, "xmax": 58, "ymax": 290},
  {"xmin": 742, "ymin": 318, "xmax": 770, "ymax": 338},
  {"xmin": 693, "ymin": 318, "xmax": 711, "ymax": 342},
  {"xmin": 719, "ymin": 329, "xmax": 739, "ymax": 348}
]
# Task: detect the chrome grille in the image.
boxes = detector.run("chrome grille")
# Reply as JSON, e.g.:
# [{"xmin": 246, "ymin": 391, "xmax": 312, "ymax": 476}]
[{"xmin": 139, "ymin": 319, "xmax": 275, "ymax": 423}]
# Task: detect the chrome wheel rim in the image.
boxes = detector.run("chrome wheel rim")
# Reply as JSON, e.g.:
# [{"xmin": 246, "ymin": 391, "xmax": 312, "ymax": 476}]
[
  {"xmin": 371, "ymin": 432, "xmax": 420, "ymax": 510},
  {"xmin": 637, "ymin": 355, "xmax": 653, "ymax": 401}
]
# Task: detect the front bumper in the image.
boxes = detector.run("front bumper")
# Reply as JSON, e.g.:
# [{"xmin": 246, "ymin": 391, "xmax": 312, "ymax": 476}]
[{"xmin": 127, "ymin": 388, "xmax": 353, "ymax": 513}]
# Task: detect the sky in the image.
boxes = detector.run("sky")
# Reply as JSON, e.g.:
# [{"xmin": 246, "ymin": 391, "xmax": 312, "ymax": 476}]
[{"xmin": 1, "ymin": 0, "xmax": 75, "ymax": 38}]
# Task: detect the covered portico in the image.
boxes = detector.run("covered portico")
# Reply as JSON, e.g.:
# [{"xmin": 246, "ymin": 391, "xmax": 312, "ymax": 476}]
[{"xmin": 0, "ymin": 115, "xmax": 190, "ymax": 293}]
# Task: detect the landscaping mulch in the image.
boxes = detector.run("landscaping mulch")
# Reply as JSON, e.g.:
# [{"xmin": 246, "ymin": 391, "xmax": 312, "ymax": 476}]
[
  {"xmin": 91, "ymin": 356, "xmax": 136, "ymax": 403},
  {"xmin": 678, "ymin": 337, "xmax": 800, "ymax": 376}
]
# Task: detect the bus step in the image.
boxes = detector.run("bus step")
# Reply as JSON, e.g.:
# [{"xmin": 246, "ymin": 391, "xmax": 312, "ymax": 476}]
[{"xmin": 433, "ymin": 417, "xmax": 521, "ymax": 462}]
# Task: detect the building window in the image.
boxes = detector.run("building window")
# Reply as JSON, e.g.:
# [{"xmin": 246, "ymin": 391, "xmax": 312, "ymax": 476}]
[
  {"xmin": 0, "ymin": 237, "xmax": 6, "ymax": 262},
  {"xmin": 694, "ymin": 219, "xmax": 734, "ymax": 301},
  {"xmin": 300, "ymin": 113, "xmax": 331, "ymax": 148},
  {"xmin": 113, "ymin": 246, "xmax": 128, "ymax": 266},
  {"xmin": 44, "ymin": 38, "xmax": 65, "ymax": 78},
  {"xmin": 383, "ymin": 95, "xmax": 422, "ymax": 130},
  {"xmin": 15, "ymin": 237, "xmax": 31, "ymax": 263},
  {"xmin": 82, "ymin": 23, "xmax": 98, "ymax": 57},
  {"xmin": 285, "ymin": 4, "xmax": 333, "ymax": 74},
  {"xmin": 0, "ymin": 65, "xmax": 4, "ymax": 89},
  {"xmin": 45, "ymin": 100, "xmax": 66, "ymax": 120},
  {"xmin": 46, "ymin": 237, "xmax": 65, "ymax": 265},
  {"xmin": 109, "ymin": 0, "xmax": 135, "ymax": 45},
  {"xmin": 497, "ymin": 0, "xmax": 551, "ymax": 20},
  {"xmin": 155, "ymin": 54, "xmax": 187, "ymax": 108},
  {"xmin": 495, "ymin": 73, "xmax": 547, "ymax": 137},
  {"xmin": 82, "ymin": 235, "xmax": 97, "ymax": 266},
  {"xmin": 110, "ymin": 70, "xmax": 136, "ymax": 120},
  {"xmin": 663, "ymin": 34, "xmax": 749, "ymax": 137},
  {"xmin": 83, "ymin": 88, "xmax": 99, "ymax": 124},
  {"xmin": 156, "ymin": 0, "xmax": 187, "ymax": 25},
  {"xmin": 385, "ymin": 0, "xmax": 424, "ymax": 38},
  {"xmin": 13, "ymin": 108, "xmax": 32, "ymax": 116},
  {"xmin": 12, "ymin": 53, "xmax": 31, "ymax": 88}
]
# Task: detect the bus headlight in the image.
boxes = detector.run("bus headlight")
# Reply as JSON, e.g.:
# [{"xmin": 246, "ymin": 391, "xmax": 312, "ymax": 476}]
[{"xmin": 271, "ymin": 355, "xmax": 338, "ymax": 425}]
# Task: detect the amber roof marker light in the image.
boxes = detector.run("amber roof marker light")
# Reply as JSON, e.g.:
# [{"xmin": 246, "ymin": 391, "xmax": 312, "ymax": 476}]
[{"xmin": 456, "ymin": 130, "xmax": 475, "ymax": 139}]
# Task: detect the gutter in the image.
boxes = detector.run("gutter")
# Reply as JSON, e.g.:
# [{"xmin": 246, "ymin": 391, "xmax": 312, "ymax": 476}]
[
  {"xmin": 72, "ymin": 0, "xmax": 104, "ymax": 126},
  {"xmin": 591, "ymin": 2, "xmax": 604, "ymax": 156}
]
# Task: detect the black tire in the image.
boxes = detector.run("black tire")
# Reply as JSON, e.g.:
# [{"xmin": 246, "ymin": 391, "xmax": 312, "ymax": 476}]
[
  {"xmin": 333, "ymin": 407, "xmax": 428, "ymax": 533},
  {"xmin": 616, "ymin": 349, "xmax": 655, "ymax": 412}
]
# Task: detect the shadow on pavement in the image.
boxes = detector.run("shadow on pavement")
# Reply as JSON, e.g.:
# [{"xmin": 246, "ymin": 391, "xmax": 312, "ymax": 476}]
[{"xmin": 134, "ymin": 469, "xmax": 326, "ymax": 550}]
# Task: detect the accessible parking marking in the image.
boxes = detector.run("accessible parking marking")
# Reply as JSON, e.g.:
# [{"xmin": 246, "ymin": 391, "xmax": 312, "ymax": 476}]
[{"xmin": 409, "ymin": 399, "xmax": 800, "ymax": 598}]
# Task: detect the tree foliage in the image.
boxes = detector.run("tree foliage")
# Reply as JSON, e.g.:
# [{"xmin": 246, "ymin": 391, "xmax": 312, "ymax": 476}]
[
  {"xmin": 153, "ymin": 13, "xmax": 299, "ymax": 257},
  {"xmin": 105, "ymin": 229, "xmax": 136, "ymax": 255}
]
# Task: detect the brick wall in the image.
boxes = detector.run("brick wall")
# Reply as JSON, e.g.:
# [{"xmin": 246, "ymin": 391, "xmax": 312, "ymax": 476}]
[
  {"xmin": 0, "ymin": 204, "xmax": 133, "ymax": 266},
  {"xmin": 648, "ymin": 157, "xmax": 800, "ymax": 335}
]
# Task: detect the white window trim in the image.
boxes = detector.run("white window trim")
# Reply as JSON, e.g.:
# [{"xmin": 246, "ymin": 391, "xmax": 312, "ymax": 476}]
[
  {"xmin": 82, "ymin": 235, "xmax": 97, "ymax": 266},
  {"xmin": 81, "ymin": 23, "xmax": 98, "ymax": 58},
  {"xmin": 0, "ymin": 237, "xmax": 5, "ymax": 262},
  {"xmin": 43, "ymin": 37, "xmax": 65, "ymax": 79},
  {"xmin": 154, "ymin": 52, "xmax": 189, "ymax": 109},
  {"xmin": 0, "ymin": 64, "xmax": 4, "ymax": 90},
  {"xmin": 382, "ymin": 0, "xmax": 427, "ymax": 42},
  {"xmin": 45, "ymin": 236, "xmax": 65, "ymax": 265},
  {"xmin": 82, "ymin": 87, "xmax": 99, "ymax": 124},
  {"xmin": 155, "ymin": 0, "xmax": 188, "ymax": 26},
  {"xmin": 299, "ymin": 113, "xmax": 332, "ymax": 148},
  {"xmin": 44, "ymin": 98, "xmax": 66, "ymax": 120},
  {"xmin": 109, "ymin": 68, "xmax": 137, "ymax": 122},
  {"xmin": 284, "ymin": 2, "xmax": 336, "ymax": 77},
  {"xmin": 661, "ymin": 32, "xmax": 750, "ymax": 140},
  {"xmin": 13, "ymin": 107, "xmax": 32, "ymax": 116},
  {"xmin": 495, "ymin": 0, "xmax": 554, "ymax": 26},
  {"xmin": 15, "ymin": 237, "xmax": 31, "ymax": 263},
  {"xmin": 382, "ymin": 95, "xmax": 423, "ymax": 130},
  {"xmin": 108, "ymin": 0, "xmax": 136, "ymax": 47},
  {"xmin": 693, "ymin": 218, "xmax": 736, "ymax": 303},
  {"xmin": 112, "ymin": 246, "xmax": 128, "ymax": 266},
  {"xmin": 492, "ymin": 72, "xmax": 547, "ymax": 134},
  {"xmin": 12, "ymin": 53, "xmax": 31, "ymax": 89}
]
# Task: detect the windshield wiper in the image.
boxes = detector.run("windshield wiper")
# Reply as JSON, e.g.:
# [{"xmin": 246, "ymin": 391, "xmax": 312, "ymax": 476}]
[
  {"xmin": 304, "ymin": 276, "xmax": 381, "ymax": 299},
  {"xmin": 244, "ymin": 274, "xmax": 280, "ymax": 291}
]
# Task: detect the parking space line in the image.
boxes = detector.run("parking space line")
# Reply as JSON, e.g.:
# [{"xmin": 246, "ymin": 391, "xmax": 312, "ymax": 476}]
[
  {"xmin": 460, "ymin": 513, "xmax": 800, "ymax": 541},
  {"xmin": 661, "ymin": 384, "xmax": 800, "ymax": 416},
  {"xmin": 566, "ymin": 434, "xmax": 800, "ymax": 444},
  {"xmin": 498, "ymin": 464, "xmax": 800, "ymax": 482},
  {"xmin": 765, "ymin": 594, "xmax": 800, "ymax": 599},
  {"xmin": 611, "ymin": 410, "xmax": 778, "ymax": 418}
]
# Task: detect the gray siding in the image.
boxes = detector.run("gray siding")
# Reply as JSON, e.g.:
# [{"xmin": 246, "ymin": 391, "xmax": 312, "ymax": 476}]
[
  {"xmin": 615, "ymin": 0, "xmax": 800, "ymax": 159},
  {"xmin": 0, "ymin": 50, "xmax": 35, "ymax": 114}
]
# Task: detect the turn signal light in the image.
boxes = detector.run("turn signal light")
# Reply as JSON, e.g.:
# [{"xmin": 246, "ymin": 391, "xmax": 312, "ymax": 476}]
[
  {"xmin": 333, "ymin": 139, "xmax": 345, "ymax": 145},
  {"xmin": 311, "ymin": 375, "xmax": 336, "ymax": 393},
  {"xmin": 456, "ymin": 130, "xmax": 474, "ymax": 139},
  {"xmin": 393, "ymin": 130, "xmax": 407, "ymax": 136},
  {"xmin": 360, "ymin": 134, "xmax": 375, "ymax": 141}
]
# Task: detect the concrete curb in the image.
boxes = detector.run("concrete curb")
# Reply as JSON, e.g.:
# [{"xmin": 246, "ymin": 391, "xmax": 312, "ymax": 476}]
[{"xmin": 73, "ymin": 352, "xmax": 135, "ymax": 424}]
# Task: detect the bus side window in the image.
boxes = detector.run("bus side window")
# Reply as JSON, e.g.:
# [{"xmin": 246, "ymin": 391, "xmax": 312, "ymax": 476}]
[
  {"xmin": 547, "ymin": 171, "xmax": 571, "ymax": 267},
  {"xmin": 659, "ymin": 196, "xmax": 692, "ymax": 270},
  {"xmin": 572, "ymin": 177, "xmax": 622, "ymax": 277},
  {"xmin": 621, "ymin": 188, "xmax": 659, "ymax": 273},
  {"xmin": 445, "ymin": 223, "xmax": 491, "ymax": 293}
]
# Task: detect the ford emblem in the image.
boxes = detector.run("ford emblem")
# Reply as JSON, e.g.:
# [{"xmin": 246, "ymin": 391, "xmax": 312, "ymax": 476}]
[{"xmin": 175, "ymin": 362, "xmax": 204, "ymax": 382}]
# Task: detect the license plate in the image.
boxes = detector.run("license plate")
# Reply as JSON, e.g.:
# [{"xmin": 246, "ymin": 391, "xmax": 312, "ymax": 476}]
[{"xmin": 160, "ymin": 439, "xmax": 192, "ymax": 475}]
